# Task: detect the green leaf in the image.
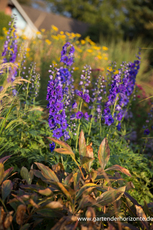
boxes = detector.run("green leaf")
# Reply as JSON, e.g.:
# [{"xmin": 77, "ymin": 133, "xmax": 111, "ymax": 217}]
[
  {"xmin": 0, "ymin": 162, "xmax": 4, "ymax": 184},
  {"xmin": 5, "ymin": 118, "xmax": 28, "ymax": 131},
  {"xmin": 35, "ymin": 162, "xmax": 59, "ymax": 182},
  {"xmin": 20, "ymin": 166, "xmax": 33, "ymax": 185},
  {"xmin": 0, "ymin": 104, "xmax": 16, "ymax": 135},
  {"xmin": 2, "ymin": 179, "xmax": 13, "ymax": 201},
  {"xmin": 105, "ymin": 165, "xmax": 132, "ymax": 177},
  {"xmin": 96, "ymin": 186, "xmax": 126, "ymax": 206},
  {"xmin": 98, "ymin": 138, "xmax": 110, "ymax": 170}
]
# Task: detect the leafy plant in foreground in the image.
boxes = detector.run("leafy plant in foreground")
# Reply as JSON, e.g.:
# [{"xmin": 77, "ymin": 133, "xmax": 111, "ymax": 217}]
[{"xmin": 7, "ymin": 130, "xmax": 134, "ymax": 229}]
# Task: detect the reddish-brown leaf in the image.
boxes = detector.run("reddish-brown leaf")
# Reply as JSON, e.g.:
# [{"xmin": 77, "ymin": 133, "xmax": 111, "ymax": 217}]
[
  {"xmin": 105, "ymin": 165, "xmax": 132, "ymax": 177},
  {"xmin": 0, "ymin": 156, "xmax": 11, "ymax": 164},
  {"xmin": 0, "ymin": 163, "xmax": 4, "ymax": 184},
  {"xmin": 54, "ymin": 148, "xmax": 75, "ymax": 157},
  {"xmin": 135, "ymin": 205, "xmax": 149, "ymax": 230},
  {"xmin": 3, "ymin": 167, "xmax": 14, "ymax": 181},
  {"xmin": 47, "ymin": 137, "xmax": 73, "ymax": 152}
]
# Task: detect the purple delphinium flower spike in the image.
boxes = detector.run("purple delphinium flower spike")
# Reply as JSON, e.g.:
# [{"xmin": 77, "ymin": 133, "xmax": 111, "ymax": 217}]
[{"xmin": 103, "ymin": 55, "xmax": 140, "ymax": 129}]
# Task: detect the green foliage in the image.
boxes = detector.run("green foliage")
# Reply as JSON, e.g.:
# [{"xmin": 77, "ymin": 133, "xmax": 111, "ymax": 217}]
[
  {"xmin": 0, "ymin": 12, "xmax": 11, "ymax": 37},
  {"xmin": 0, "ymin": 102, "xmax": 56, "ymax": 170},
  {"xmin": 88, "ymin": 125, "xmax": 153, "ymax": 205}
]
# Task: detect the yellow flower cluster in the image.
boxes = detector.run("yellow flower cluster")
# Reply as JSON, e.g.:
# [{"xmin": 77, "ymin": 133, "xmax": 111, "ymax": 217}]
[
  {"xmin": 2, "ymin": 27, "xmax": 8, "ymax": 35},
  {"xmin": 20, "ymin": 24, "xmax": 109, "ymax": 73},
  {"xmin": 45, "ymin": 39, "xmax": 52, "ymax": 45}
]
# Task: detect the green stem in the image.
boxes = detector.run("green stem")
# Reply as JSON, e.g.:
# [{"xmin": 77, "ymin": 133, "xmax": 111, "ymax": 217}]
[
  {"xmin": 0, "ymin": 198, "xmax": 7, "ymax": 212},
  {"xmin": 75, "ymin": 121, "xmax": 81, "ymax": 151},
  {"xmin": 100, "ymin": 118, "xmax": 102, "ymax": 136}
]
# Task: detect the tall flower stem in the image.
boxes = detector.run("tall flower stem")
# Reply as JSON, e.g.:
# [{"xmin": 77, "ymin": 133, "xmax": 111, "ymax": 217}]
[
  {"xmin": 75, "ymin": 121, "xmax": 81, "ymax": 151},
  {"xmin": 25, "ymin": 67, "xmax": 33, "ymax": 110},
  {"xmin": 87, "ymin": 111, "xmax": 94, "ymax": 145}
]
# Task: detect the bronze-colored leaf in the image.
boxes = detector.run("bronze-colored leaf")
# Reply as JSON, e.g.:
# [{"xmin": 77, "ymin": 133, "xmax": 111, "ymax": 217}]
[
  {"xmin": 98, "ymin": 138, "xmax": 110, "ymax": 170},
  {"xmin": 105, "ymin": 165, "xmax": 132, "ymax": 177},
  {"xmin": 86, "ymin": 143, "xmax": 94, "ymax": 158},
  {"xmin": 45, "ymin": 201, "xmax": 63, "ymax": 209},
  {"xmin": 29, "ymin": 199, "xmax": 39, "ymax": 209},
  {"xmin": 34, "ymin": 162, "xmax": 59, "ymax": 182},
  {"xmin": 64, "ymin": 173, "xmax": 73, "ymax": 186},
  {"xmin": 0, "ymin": 163, "xmax": 4, "ymax": 184},
  {"xmin": 2, "ymin": 180, "xmax": 13, "ymax": 201},
  {"xmin": 76, "ymin": 183, "xmax": 98, "ymax": 200},
  {"xmin": 3, "ymin": 212, "xmax": 13, "ymax": 229},
  {"xmin": 126, "ymin": 181, "xmax": 135, "ymax": 191},
  {"xmin": 52, "ymin": 163, "xmax": 64, "ymax": 173},
  {"xmin": 16, "ymin": 204, "xmax": 26, "ymax": 225},
  {"xmin": 33, "ymin": 169, "xmax": 49, "ymax": 184},
  {"xmin": 96, "ymin": 186, "xmax": 126, "ymax": 206},
  {"xmin": 38, "ymin": 188, "xmax": 52, "ymax": 196},
  {"xmin": 84, "ymin": 143, "xmax": 94, "ymax": 171},
  {"xmin": 79, "ymin": 195, "xmax": 97, "ymax": 209},
  {"xmin": 56, "ymin": 182, "xmax": 72, "ymax": 201},
  {"xmin": 135, "ymin": 205, "xmax": 149, "ymax": 229},
  {"xmin": 0, "ymin": 156, "xmax": 11, "ymax": 164},
  {"xmin": 73, "ymin": 172, "xmax": 81, "ymax": 191},
  {"xmin": 47, "ymin": 137, "xmax": 73, "ymax": 152},
  {"xmin": 53, "ymin": 163, "xmax": 65, "ymax": 183},
  {"xmin": 79, "ymin": 130, "xmax": 87, "ymax": 161},
  {"xmin": 86, "ymin": 207, "xmax": 96, "ymax": 221},
  {"xmin": 81, "ymin": 226, "xmax": 88, "ymax": 230},
  {"xmin": 0, "ymin": 206, "xmax": 5, "ymax": 225},
  {"xmin": 54, "ymin": 148, "xmax": 75, "ymax": 157},
  {"xmin": 3, "ymin": 167, "xmax": 14, "ymax": 181}
]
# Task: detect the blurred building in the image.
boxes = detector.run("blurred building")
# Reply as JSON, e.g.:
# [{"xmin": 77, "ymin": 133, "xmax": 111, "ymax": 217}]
[{"xmin": 0, "ymin": 0, "xmax": 89, "ymax": 38}]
